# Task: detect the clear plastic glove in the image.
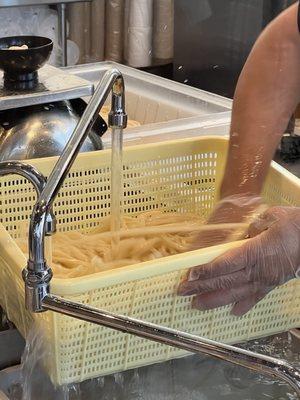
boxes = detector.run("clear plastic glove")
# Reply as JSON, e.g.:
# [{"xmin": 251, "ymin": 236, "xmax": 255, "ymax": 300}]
[
  {"xmin": 178, "ymin": 206, "xmax": 300, "ymax": 316},
  {"xmin": 191, "ymin": 194, "xmax": 263, "ymax": 250}
]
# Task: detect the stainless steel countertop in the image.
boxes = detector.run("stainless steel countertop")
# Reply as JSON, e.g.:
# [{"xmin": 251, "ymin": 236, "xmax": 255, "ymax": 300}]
[
  {"xmin": 0, "ymin": 0, "xmax": 90, "ymax": 6},
  {"xmin": 0, "ymin": 65, "xmax": 93, "ymax": 111}
]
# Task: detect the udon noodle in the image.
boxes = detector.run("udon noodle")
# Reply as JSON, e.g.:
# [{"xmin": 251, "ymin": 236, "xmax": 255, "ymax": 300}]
[
  {"xmin": 16, "ymin": 211, "xmax": 205, "ymax": 278},
  {"xmin": 16, "ymin": 210, "xmax": 250, "ymax": 279}
]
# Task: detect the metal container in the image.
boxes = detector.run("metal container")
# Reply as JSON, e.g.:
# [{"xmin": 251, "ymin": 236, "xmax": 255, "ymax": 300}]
[
  {"xmin": 0, "ymin": 98, "xmax": 107, "ymax": 161},
  {"xmin": 0, "ymin": 60, "xmax": 105, "ymax": 161},
  {"xmin": 65, "ymin": 61, "xmax": 232, "ymax": 128}
]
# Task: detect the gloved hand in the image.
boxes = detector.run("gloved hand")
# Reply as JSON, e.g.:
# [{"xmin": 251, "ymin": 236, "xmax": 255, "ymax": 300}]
[
  {"xmin": 178, "ymin": 206, "xmax": 300, "ymax": 316},
  {"xmin": 191, "ymin": 194, "xmax": 263, "ymax": 250}
]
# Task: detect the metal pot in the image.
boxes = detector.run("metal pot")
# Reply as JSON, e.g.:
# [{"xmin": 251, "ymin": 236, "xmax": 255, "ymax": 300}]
[{"xmin": 0, "ymin": 98, "xmax": 107, "ymax": 161}]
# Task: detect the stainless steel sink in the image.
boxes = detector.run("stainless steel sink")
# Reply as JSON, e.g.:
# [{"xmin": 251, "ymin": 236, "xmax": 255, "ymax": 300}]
[
  {"xmin": 65, "ymin": 61, "xmax": 232, "ymax": 127},
  {"xmin": 0, "ymin": 332, "xmax": 298, "ymax": 400},
  {"xmin": 64, "ymin": 61, "xmax": 232, "ymax": 148}
]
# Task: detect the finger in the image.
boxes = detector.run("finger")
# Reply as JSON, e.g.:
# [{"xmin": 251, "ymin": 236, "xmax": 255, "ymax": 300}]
[
  {"xmin": 190, "ymin": 228, "xmax": 237, "ymax": 251},
  {"xmin": 247, "ymin": 206, "xmax": 287, "ymax": 238},
  {"xmin": 191, "ymin": 283, "xmax": 264, "ymax": 311},
  {"xmin": 188, "ymin": 241, "xmax": 254, "ymax": 281},
  {"xmin": 248, "ymin": 216, "xmax": 273, "ymax": 238},
  {"xmin": 248, "ymin": 212, "xmax": 277, "ymax": 238},
  {"xmin": 178, "ymin": 270, "xmax": 248, "ymax": 296},
  {"xmin": 231, "ymin": 288, "xmax": 271, "ymax": 316}
]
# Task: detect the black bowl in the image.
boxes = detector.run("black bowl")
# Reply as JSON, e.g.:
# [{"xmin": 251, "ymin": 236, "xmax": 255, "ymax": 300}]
[{"xmin": 0, "ymin": 36, "xmax": 53, "ymax": 84}]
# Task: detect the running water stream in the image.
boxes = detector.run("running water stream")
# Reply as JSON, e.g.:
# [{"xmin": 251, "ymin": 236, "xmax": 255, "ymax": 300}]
[
  {"xmin": 110, "ymin": 127, "xmax": 124, "ymax": 251},
  {"xmin": 110, "ymin": 126, "xmax": 123, "ymax": 232}
]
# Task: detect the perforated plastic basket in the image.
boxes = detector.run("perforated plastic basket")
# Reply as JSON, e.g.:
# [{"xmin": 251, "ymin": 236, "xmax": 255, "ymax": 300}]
[{"xmin": 0, "ymin": 137, "xmax": 299, "ymax": 385}]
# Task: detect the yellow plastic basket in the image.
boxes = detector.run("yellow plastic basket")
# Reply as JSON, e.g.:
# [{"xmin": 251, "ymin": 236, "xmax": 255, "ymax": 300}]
[{"xmin": 0, "ymin": 136, "xmax": 299, "ymax": 385}]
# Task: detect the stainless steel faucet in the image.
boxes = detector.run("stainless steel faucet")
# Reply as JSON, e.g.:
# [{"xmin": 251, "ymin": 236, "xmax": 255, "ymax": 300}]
[
  {"xmin": 1, "ymin": 68, "xmax": 299, "ymax": 397},
  {"xmin": 23, "ymin": 68, "xmax": 127, "ymax": 313}
]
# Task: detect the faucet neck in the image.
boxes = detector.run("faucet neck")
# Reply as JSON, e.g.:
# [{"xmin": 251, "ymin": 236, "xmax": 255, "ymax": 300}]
[
  {"xmin": 25, "ymin": 68, "xmax": 127, "ymax": 312},
  {"xmin": 38, "ymin": 69, "xmax": 126, "ymax": 211}
]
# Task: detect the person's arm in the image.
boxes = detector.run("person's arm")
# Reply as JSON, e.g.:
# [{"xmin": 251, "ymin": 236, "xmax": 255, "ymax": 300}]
[
  {"xmin": 222, "ymin": 3, "xmax": 300, "ymax": 197},
  {"xmin": 179, "ymin": 4, "xmax": 300, "ymax": 315},
  {"xmin": 192, "ymin": 3, "xmax": 300, "ymax": 250}
]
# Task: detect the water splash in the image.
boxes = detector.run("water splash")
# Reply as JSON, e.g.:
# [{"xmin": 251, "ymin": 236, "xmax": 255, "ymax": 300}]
[{"xmin": 3, "ymin": 329, "xmax": 299, "ymax": 399}]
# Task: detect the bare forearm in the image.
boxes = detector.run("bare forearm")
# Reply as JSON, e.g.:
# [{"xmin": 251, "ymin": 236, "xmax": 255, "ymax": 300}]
[{"xmin": 221, "ymin": 4, "xmax": 300, "ymax": 198}]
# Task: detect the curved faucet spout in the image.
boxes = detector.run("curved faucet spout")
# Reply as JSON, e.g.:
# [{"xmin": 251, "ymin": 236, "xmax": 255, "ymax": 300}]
[
  {"xmin": 26, "ymin": 68, "xmax": 127, "ymax": 312},
  {"xmin": 39, "ymin": 68, "xmax": 126, "ymax": 211},
  {"xmin": 0, "ymin": 161, "xmax": 46, "ymax": 193}
]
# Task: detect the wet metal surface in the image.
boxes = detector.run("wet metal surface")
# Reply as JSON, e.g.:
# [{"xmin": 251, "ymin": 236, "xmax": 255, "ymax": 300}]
[{"xmin": 0, "ymin": 65, "xmax": 93, "ymax": 111}]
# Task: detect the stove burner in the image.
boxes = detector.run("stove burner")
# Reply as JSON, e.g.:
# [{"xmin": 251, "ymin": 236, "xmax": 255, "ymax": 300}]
[{"xmin": 0, "ymin": 36, "xmax": 53, "ymax": 90}]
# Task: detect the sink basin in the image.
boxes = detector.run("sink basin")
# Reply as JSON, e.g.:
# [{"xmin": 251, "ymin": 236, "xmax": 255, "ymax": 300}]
[
  {"xmin": 65, "ymin": 61, "xmax": 232, "ymax": 149},
  {"xmin": 0, "ymin": 332, "xmax": 298, "ymax": 400},
  {"xmin": 64, "ymin": 61, "xmax": 232, "ymax": 131}
]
